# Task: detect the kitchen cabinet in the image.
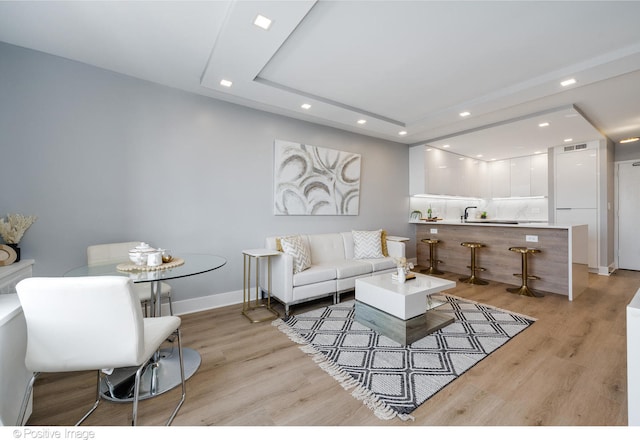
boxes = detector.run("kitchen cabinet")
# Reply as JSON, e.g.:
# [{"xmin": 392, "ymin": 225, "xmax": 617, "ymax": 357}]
[
  {"xmin": 411, "ymin": 146, "xmax": 545, "ymax": 199},
  {"xmin": 555, "ymin": 147, "xmax": 597, "ymax": 208},
  {"xmin": 510, "ymin": 156, "xmax": 531, "ymax": 197},
  {"xmin": 490, "ymin": 159, "xmax": 510, "ymax": 197},
  {"xmin": 554, "ymin": 141, "xmax": 600, "ymax": 269},
  {"xmin": 489, "ymin": 153, "xmax": 548, "ymax": 198},
  {"xmin": 410, "ymin": 146, "xmax": 486, "ymax": 197},
  {"xmin": 530, "ymin": 153, "xmax": 548, "ymax": 197}
]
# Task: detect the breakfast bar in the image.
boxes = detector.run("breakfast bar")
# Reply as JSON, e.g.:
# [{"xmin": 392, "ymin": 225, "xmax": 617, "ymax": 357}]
[{"xmin": 412, "ymin": 221, "xmax": 588, "ymax": 300}]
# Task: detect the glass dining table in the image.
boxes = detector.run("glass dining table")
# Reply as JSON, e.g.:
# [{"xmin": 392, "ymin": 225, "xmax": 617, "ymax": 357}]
[{"xmin": 65, "ymin": 253, "xmax": 227, "ymax": 402}]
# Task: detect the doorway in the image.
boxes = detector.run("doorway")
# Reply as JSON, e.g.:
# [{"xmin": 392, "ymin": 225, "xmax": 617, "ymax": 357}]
[{"xmin": 616, "ymin": 160, "xmax": 640, "ymax": 270}]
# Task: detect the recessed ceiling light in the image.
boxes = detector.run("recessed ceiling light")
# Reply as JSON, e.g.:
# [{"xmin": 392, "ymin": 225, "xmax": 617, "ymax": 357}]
[
  {"xmin": 253, "ymin": 14, "xmax": 272, "ymax": 30},
  {"xmin": 398, "ymin": 130, "xmax": 407, "ymax": 136},
  {"xmin": 425, "ymin": 148, "xmax": 432, "ymax": 152},
  {"xmin": 476, "ymin": 154, "xmax": 483, "ymax": 158},
  {"xmin": 459, "ymin": 111, "xmax": 471, "ymax": 117},
  {"xmin": 301, "ymin": 103, "xmax": 311, "ymax": 110},
  {"xmin": 621, "ymin": 137, "xmax": 640, "ymax": 144},
  {"xmin": 561, "ymin": 78, "xmax": 577, "ymax": 87},
  {"xmin": 534, "ymin": 151, "xmax": 542, "ymax": 154},
  {"xmin": 538, "ymin": 122, "xmax": 550, "ymax": 127},
  {"xmin": 442, "ymin": 144, "xmax": 450, "ymax": 148},
  {"xmin": 564, "ymin": 138, "xmax": 573, "ymax": 142},
  {"xmin": 459, "ymin": 157, "xmax": 465, "ymax": 161},
  {"xmin": 220, "ymin": 79, "xmax": 232, "ymax": 87},
  {"xmin": 357, "ymin": 119, "xmax": 367, "ymax": 125}
]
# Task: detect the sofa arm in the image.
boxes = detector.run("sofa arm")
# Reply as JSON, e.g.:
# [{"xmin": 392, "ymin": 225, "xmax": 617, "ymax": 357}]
[
  {"xmin": 386, "ymin": 239, "xmax": 406, "ymax": 258},
  {"xmin": 259, "ymin": 252, "xmax": 294, "ymax": 303}
]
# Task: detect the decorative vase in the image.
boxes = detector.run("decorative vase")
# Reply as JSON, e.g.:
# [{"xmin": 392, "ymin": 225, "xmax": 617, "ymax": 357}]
[
  {"xmin": 397, "ymin": 267, "xmax": 406, "ymax": 283},
  {"xmin": 8, "ymin": 243, "xmax": 20, "ymax": 262}
]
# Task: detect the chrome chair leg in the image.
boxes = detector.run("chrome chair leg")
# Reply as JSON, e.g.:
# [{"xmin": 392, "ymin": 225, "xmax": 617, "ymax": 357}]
[
  {"xmin": 166, "ymin": 329, "xmax": 186, "ymax": 426},
  {"xmin": 16, "ymin": 372, "xmax": 39, "ymax": 426},
  {"xmin": 76, "ymin": 370, "xmax": 102, "ymax": 426}
]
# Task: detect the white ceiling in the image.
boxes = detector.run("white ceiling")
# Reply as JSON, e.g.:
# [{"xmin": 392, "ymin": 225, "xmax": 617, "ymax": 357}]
[{"xmin": 1, "ymin": 1, "xmax": 640, "ymax": 160}]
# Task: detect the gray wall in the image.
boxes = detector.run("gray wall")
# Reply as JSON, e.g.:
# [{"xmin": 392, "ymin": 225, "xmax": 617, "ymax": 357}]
[{"xmin": 0, "ymin": 42, "xmax": 412, "ymax": 301}]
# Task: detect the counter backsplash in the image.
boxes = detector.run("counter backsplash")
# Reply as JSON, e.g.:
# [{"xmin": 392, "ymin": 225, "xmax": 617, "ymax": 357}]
[{"xmin": 410, "ymin": 196, "xmax": 548, "ymax": 222}]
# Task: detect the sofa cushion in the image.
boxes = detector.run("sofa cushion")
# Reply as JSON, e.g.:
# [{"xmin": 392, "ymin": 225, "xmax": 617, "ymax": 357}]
[
  {"xmin": 334, "ymin": 259, "xmax": 373, "ymax": 278},
  {"xmin": 292, "ymin": 265, "xmax": 336, "ymax": 287},
  {"xmin": 352, "ymin": 229, "xmax": 384, "ymax": 259},
  {"xmin": 359, "ymin": 256, "xmax": 397, "ymax": 272},
  {"xmin": 280, "ymin": 235, "xmax": 311, "ymax": 273}
]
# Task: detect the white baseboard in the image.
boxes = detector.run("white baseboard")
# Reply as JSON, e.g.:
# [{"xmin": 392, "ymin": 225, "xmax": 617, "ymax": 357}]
[{"xmin": 163, "ymin": 289, "xmax": 244, "ymax": 316}]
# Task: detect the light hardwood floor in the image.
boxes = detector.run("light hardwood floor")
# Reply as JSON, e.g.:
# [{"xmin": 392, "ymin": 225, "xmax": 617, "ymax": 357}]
[{"xmin": 25, "ymin": 269, "xmax": 640, "ymax": 426}]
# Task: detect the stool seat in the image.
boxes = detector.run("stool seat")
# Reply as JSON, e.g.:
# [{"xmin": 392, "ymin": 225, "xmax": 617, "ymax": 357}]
[
  {"xmin": 461, "ymin": 242, "xmax": 485, "ymax": 248},
  {"xmin": 420, "ymin": 238, "xmax": 443, "ymax": 275},
  {"xmin": 459, "ymin": 242, "xmax": 488, "ymax": 285},
  {"xmin": 508, "ymin": 247, "xmax": 541, "ymax": 255},
  {"xmin": 507, "ymin": 247, "xmax": 543, "ymax": 297}
]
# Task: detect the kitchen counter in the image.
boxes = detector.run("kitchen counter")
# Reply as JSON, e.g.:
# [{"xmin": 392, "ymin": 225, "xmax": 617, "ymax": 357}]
[
  {"xmin": 413, "ymin": 222, "xmax": 588, "ymax": 300},
  {"xmin": 410, "ymin": 220, "xmax": 570, "ymax": 228}
]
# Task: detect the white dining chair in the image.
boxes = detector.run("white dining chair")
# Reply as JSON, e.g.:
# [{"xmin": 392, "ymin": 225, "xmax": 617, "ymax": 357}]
[
  {"xmin": 15, "ymin": 276, "xmax": 185, "ymax": 426},
  {"xmin": 87, "ymin": 241, "xmax": 173, "ymax": 316}
]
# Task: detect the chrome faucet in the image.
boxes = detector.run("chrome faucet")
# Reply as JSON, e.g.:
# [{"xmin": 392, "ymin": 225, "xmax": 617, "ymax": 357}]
[{"xmin": 464, "ymin": 206, "xmax": 477, "ymax": 221}]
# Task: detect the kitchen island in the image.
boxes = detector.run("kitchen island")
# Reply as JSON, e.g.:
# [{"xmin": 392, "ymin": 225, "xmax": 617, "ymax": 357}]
[{"xmin": 412, "ymin": 221, "xmax": 588, "ymax": 300}]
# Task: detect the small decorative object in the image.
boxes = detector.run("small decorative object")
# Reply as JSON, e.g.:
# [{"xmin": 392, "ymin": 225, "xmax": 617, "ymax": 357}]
[
  {"xmin": 161, "ymin": 249, "xmax": 173, "ymax": 263},
  {"xmin": 410, "ymin": 210, "xmax": 422, "ymax": 220},
  {"xmin": 128, "ymin": 242, "xmax": 156, "ymax": 266},
  {"xmin": 393, "ymin": 257, "xmax": 414, "ymax": 284},
  {"xmin": 481, "ymin": 211, "xmax": 488, "ymax": 219},
  {"xmin": 427, "ymin": 205, "xmax": 433, "ymax": 219},
  {"xmin": 0, "ymin": 213, "xmax": 37, "ymax": 262}
]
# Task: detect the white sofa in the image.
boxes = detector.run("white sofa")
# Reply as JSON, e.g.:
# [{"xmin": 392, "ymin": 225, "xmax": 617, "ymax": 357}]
[{"xmin": 262, "ymin": 231, "xmax": 406, "ymax": 316}]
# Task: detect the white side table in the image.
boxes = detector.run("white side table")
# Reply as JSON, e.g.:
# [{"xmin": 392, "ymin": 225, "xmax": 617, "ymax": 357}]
[
  {"xmin": 0, "ymin": 294, "xmax": 32, "ymax": 425},
  {"xmin": 0, "ymin": 260, "xmax": 35, "ymax": 294},
  {"xmin": 242, "ymin": 249, "xmax": 280, "ymax": 323}
]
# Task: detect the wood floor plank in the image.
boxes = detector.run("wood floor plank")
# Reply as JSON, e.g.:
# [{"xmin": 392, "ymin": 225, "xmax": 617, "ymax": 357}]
[{"xmin": 23, "ymin": 269, "xmax": 640, "ymax": 426}]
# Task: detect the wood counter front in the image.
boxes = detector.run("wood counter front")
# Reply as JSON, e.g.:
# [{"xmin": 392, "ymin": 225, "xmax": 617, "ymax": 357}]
[{"xmin": 414, "ymin": 223, "xmax": 588, "ymax": 299}]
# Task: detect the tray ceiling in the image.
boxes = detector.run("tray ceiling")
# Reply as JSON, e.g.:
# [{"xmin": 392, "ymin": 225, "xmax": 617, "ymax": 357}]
[{"xmin": 1, "ymin": 1, "xmax": 639, "ymax": 160}]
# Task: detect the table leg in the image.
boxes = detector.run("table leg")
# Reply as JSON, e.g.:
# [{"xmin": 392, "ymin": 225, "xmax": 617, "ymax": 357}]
[{"xmin": 242, "ymin": 254, "xmax": 279, "ymax": 323}]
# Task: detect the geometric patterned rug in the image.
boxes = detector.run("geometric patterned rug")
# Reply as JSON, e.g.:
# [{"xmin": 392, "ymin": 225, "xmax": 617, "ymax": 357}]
[{"xmin": 273, "ymin": 294, "xmax": 535, "ymax": 421}]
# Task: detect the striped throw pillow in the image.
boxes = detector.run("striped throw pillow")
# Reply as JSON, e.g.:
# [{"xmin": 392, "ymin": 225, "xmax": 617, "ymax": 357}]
[
  {"xmin": 280, "ymin": 235, "xmax": 311, "ymax": 273},
  {"xmin": 352, "ymin": 229, "xmax": 384, "ymax": 259}
]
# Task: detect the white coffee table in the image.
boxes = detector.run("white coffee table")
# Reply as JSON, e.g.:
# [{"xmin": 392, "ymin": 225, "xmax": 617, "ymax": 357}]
[{"xmin": 355, "ymin": 272, "xmax": 456, "ymax": 345}]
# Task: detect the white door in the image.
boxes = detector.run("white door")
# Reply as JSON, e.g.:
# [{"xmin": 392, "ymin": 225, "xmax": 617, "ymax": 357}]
[{"xmin": 618, "ymin": 161, "xmax": 640, "ymax": 270}]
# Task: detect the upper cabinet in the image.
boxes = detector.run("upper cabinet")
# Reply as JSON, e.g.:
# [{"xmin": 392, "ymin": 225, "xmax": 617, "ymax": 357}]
[
  {"xmin": 411, "ymin": 146, "xmax": 547, "ymax": 199},
  {"xmin": 530, "ymin": 153, "xmax": 548, "ymax": 197},
  {"xmin": 490, "ymin": 159, "xmax": 510, "ymax": 198},
  {"xmin": 410, "ymin": 146, "xmax": 488, "ymax": 198},
  {"xmin": 489, "ymin": 153, "xmax": 548, "ymax": 198}
]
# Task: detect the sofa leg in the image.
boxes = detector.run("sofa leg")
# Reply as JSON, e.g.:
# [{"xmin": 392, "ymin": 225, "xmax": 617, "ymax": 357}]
[
  {"xmin": 334, "ymin": 293, "xmax": 339, "ymax": 304},
  {"xmin": 285, "ymin": 304, "xmax": 290, "ymax": 318}
]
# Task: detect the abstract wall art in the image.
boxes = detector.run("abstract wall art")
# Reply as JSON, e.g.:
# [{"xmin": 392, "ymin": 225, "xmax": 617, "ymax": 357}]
[{"xmin": 274, "ymin": 140, "xmax": 361, "ymax": 215}]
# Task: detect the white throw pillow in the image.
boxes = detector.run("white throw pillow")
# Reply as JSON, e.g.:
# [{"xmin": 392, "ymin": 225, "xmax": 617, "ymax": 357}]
[
  {"xmin": 279, "ymin": 235, "xmax": 311, "ymax": 273},
  {"xmin": 352, "ymin": 229, "xmax": 384, "ymax": 259}
]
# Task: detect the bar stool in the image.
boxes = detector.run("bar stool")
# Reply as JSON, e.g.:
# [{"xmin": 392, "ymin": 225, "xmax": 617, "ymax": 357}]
[
  {"xmin": 459, "ymin": 242, "xmax": 488, "ymax": 285},
  {"xmin": 507, "ymin": 247, "xmax": 543, "ymax": 297},
  {"xmin": 420, "ymin": 238, "xmax": 444, "ymax": 275}
]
